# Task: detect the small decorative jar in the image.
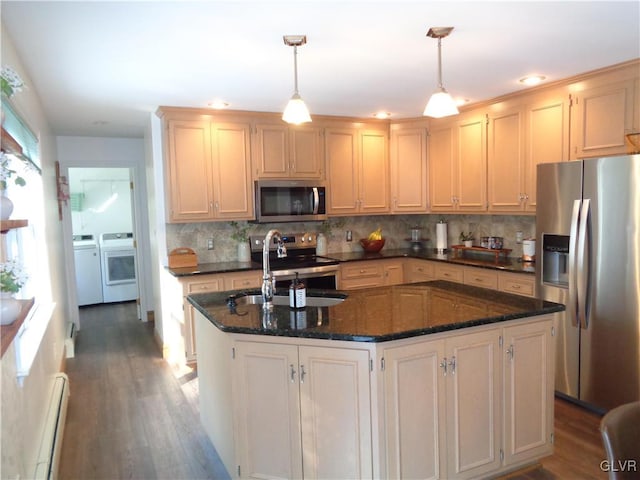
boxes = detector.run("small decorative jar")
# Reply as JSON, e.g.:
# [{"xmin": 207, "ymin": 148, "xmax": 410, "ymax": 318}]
[
  {"xmin": 316, "ymin": 233, "xmax": 327, "ymax": 256},
  {"xmin": 237, "ymin": 241, "xmax": 251, "ymax": 262},
  {"xmin": 0, "ymin": 292, "xmax": 21, "ymax": 325}
]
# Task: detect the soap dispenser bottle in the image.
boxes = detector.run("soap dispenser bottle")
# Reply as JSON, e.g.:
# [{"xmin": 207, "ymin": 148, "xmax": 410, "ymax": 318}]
[{"xmin": 289, "ymin": 272, "xmax": 306, "ymax": 309}]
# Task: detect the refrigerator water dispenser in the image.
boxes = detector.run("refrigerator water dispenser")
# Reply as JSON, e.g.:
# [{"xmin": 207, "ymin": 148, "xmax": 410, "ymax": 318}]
[{"xmin": 542, "ymin": 234, "xmax": 569, "ymax": 286}]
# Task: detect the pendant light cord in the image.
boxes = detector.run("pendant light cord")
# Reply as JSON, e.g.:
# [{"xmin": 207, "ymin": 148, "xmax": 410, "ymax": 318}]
[
  {"xmin": 437, "ymin": 37, "xmax": 444, "ymax": 90},
  {"xmin": 292, "ymin": 45, "xmax": 300, "ymax": 95}
]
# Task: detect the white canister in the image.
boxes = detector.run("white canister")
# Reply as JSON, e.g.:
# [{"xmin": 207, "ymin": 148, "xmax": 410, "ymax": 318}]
[
  {"xmin": 316, "ymin": 233, "xmax": 327, "ymax": 256},
  {"xmin": 522, "ymin": 239, "xmax": 536, "ymax": 262}
]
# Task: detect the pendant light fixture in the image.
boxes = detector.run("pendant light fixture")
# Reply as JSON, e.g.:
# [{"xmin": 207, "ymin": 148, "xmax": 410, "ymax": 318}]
[
  {"xmin": 282, "ymin": 35, "xmax": 311, "ymax": 124},
  {"xmin": 423, "ymin": 26, "xmax": 459, "ymax": 118}
]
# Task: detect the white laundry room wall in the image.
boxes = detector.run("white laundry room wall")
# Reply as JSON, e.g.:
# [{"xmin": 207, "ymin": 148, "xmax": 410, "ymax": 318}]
[{"xmin": 69, "ymin": 168, "xmax": 133, "ymax": 236}]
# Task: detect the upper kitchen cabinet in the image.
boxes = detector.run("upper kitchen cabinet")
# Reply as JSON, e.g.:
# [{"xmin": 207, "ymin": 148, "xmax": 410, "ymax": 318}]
[
  {"xmin": 325, "ymin": 125, "xmax": 389, "ymax": 215},
  {"xmin": 487, "ymin": 88, "xmax": 569, "ymax": 213},
  {"xmin": 158, "ymin": 108, "xmax": 254, "ymax": 223},
  {"xmin": 569, "ymin": 61, "xmax": 639, "ymax": 160},
  {"xmin": 389, "ymin": 124, "xmax": 428, "ymax": 213},
  {"xmin": 253, "ymin": 123, "xmax": 324, "ymax": 179},
  {"xmin": 429, "ymin": 111, "xmax": 487, "ymax": 212}
]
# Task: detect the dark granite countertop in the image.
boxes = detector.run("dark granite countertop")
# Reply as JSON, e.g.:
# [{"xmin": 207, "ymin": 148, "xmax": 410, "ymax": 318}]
[
  {"xmin": 188, "ymin": 280, "xmax": 562, "ymax": 343},
  {"xmin": 168, "ymin": 248, "xmax": 535, "ymax": 277}
]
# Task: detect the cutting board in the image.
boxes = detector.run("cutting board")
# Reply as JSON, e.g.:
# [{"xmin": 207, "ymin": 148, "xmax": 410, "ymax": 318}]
[{"xmin": 168, "ymin": 247, "xmax": 198, "ymax": 268}]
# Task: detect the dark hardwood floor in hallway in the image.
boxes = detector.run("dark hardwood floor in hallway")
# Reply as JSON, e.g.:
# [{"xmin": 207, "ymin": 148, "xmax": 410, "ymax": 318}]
[
  {"xmin": 59, "ymin": 302, "xmax": 608, "ymax": 480},
  {"xmin": 59, "ymin": 302, "xmax": 230, "ymax": 479}
]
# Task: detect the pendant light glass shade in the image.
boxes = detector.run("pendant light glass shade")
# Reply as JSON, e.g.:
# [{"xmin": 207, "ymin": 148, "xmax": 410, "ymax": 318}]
[
  {"xmin": 283, "ymin": 93, "xmax": 311, "ymax": 124},
  {"xmin": 424, "ymin": 27, "xmax": 459, "ymax": 119},
  {"xmin": 283, "ymin": 35, "xmax": 311, "ymax": 124},
  {"xmin": 424, "ymin": 88, "xmax": 459, "ymax": 118}
]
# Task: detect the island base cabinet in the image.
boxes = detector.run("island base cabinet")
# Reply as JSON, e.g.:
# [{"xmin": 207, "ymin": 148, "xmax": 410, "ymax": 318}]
[
  {"xmin": 233, "ymin": 341, "xmax": 373, "ymax": 480},
  {"xmin": 383, "ymin": 319, "xmax": 554, "ymax": 479},
  {"xmin": 502, "ymin": 319, "xmax": 555, "ymax": 467}
]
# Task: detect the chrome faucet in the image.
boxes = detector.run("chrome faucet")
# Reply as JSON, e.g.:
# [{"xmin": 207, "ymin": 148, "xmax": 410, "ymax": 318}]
[{"xmin": 261, "ymin": 229, "xmax": 287, "ymax": 309}]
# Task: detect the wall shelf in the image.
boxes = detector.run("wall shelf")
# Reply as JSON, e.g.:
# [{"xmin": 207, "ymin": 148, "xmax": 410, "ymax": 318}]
[
  {"xmin": 1, "ymin": 298, "xmax": 35, "ymax": 357},
  {"xmin": 451, "ymin": 244, "xmax": 512, "ymax": 263},
  {"xmin": 1, "ymin": 219, "xmax": 29, "ymax": 233}
]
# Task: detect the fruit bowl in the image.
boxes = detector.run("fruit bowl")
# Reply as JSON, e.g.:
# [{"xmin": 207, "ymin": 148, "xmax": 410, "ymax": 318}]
[{"xmin": 359, "ymin": 238, "xmax": 386, "ymax": 253}]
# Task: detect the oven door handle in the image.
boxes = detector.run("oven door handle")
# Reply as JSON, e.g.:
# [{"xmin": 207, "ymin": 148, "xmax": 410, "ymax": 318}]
[
  {"xmin": 312, "ymin": 188, "xmax": 320, "ymax": 215},
  {"xmin": 271, "ymin": 265, "xmax": 339, "ymax": 280}
]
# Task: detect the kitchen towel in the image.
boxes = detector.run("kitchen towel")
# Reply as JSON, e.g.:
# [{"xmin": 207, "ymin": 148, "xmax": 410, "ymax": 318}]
[{"xmin": 436, "ymin": 223, "xmax": 447, "ymax": 252}]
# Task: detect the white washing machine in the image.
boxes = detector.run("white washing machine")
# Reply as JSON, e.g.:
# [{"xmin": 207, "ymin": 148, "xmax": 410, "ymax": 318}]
[
  {"xmin": 73, "ymin": 234, "xmax": 104, "ymax": 306},
  {"xmin": 99, "ymin": 232, "xmax": 138, "ymax": 303}
]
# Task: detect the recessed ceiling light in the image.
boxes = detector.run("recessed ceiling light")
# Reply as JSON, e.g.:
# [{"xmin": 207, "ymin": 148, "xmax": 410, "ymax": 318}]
[
  {"xmin": 373, "ymin": 112, "xmax": 391, "ymax": 119},
  {"xmin": 519, "ymin": 75, "xmax": 546, "ymax": 86},
  {"xmin": 208, "ymin": 100, "xmax": 230, "ymax": 109}
]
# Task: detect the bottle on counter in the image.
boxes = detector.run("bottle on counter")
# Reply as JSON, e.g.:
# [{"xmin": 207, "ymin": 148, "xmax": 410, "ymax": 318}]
[{"xmin": 289, "ymin": 272, "xmax": 306, "ymax": 309}]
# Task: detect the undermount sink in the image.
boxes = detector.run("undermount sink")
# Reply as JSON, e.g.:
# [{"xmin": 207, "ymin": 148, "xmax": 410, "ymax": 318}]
[{"xmin": 229, "ymin": 294, "xmax": 345, "ymax": 308}]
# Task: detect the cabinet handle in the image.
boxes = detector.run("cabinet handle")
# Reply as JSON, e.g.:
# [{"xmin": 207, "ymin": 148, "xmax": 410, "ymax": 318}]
[
  {"xmin": 448, "ymin": 356, "xmax": 456, "ymax": 375},
  {"xmin": 506, "ymin": 345, "xmax": 514, "ymax": 360},
  {"xmin": 300, "ymin": 364, "xmax": 307, "ymax": 383},
  {"xmin": 511, "ymin": 284, "xmax": 521, "ymax": 289},
  {"xmin": 474, "ymin": 277, "xmax": 483, "ymax": 282},
  {"xmin": 440, "ymin": 357, "xmax": 448, "ymax": 376},
  {"xmin": 290, "ymin": 364, "xmax": 296, "ymax": 383}
]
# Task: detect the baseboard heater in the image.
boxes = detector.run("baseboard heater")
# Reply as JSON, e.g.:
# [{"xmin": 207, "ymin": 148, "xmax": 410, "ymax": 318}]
[{"xmin": 34, "ymin": 373, "xmax": 70, "ymax": 480}]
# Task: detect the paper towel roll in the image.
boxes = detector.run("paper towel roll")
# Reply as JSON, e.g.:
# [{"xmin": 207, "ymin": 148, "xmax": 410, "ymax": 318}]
[{"xmin": 436, "ymin": 223, "xmax": 447, "ymax": 252}]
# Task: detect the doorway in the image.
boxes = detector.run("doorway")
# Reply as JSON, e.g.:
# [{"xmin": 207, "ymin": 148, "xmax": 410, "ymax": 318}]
[{"xmin": 68, "ymin": 167, "xmax": 141, "ymax": 321}]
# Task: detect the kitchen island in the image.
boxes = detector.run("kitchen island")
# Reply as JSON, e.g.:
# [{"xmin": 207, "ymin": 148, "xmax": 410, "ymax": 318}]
[{"xmin": 189, "ymin": 281, "xmax": 564, "ymax": 480}]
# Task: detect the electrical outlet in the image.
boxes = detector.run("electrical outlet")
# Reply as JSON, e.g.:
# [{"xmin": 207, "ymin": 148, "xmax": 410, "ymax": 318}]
[
  {"xmin": 207, "ymin": 238, "xmax": 214, "ymax": 250},
  {"xmin": 516, "ymin": 231, "xmax": 523, "ymax": 244},
  {"xmin": 346, "ymin": 230, "xmax": 352, "ymax": 242}
]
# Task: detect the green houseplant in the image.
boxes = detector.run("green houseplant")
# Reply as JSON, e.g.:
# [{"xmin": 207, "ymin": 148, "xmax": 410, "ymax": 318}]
[
  {"xmin": 459, "ymin": 231, "xmax": 475, "ymax": 247},
  {"xmin": 0, "ymin": 260, "xmax": 27, "ymax": 325},
  {"xmin": 229, "ymin": 221, "xmax": 252, "ymax": 262}
]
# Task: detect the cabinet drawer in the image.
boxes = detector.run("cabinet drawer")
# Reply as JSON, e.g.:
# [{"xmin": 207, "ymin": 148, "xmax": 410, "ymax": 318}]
[
  {"xmin": 499, "ymin": 272, "xmax": 535, "ymax": 297},
  {"xmin": 224, "ymin": 272, "xmax": 262, "ymax": 290},
  {"xmin": 185, "ymin": 277, "xmax": 224, "ymax": 295},
  {"xmin": 405, "ymin": 260, "xmax": 435, "ymax": 283},
  {"xmin": 463, "ymin": 267, "xmax": 499, "ymax": 289},
  {"xmin": 434, "ymin": 263, "xmax": 463, "ymax": 283},
  {"xmin": 341, "ymin": 263, "xmax": 384, "ymax": 280}
]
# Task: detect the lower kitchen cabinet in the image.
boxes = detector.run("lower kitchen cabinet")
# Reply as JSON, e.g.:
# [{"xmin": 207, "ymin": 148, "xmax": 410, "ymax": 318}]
[
  {"xmin": 339, "ymin": 259, "xmax": 404, "ymax": 290},
  {"xmin": 233, "ymin": 341, "xmax": 372, "ymax": 480},
  {"xmin": 383, "ymin": 317, "xmax": 555, "ymax": 479}
]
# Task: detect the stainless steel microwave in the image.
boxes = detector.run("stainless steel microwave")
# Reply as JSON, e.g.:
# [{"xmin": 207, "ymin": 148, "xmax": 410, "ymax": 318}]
[{"xmin": 254, "ymin": 180, "xmax": 327, "ymax": 223}]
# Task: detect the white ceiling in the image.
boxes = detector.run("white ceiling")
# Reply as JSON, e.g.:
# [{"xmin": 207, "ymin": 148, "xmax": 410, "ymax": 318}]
[{"xmin": 2, "ymin": 1, "xmax": 639, "ymax": 138}]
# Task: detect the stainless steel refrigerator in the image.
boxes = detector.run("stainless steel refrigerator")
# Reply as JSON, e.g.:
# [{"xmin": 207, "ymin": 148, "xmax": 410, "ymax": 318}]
[{"xmin": 536, "ymin": 154, "xmax": 640, "ymax": 413}]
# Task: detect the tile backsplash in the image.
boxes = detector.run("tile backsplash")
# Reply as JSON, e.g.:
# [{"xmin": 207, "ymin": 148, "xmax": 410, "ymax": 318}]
[{"xmin": 166, "ymin": 214, "xmax": 536, "ymax": 264}]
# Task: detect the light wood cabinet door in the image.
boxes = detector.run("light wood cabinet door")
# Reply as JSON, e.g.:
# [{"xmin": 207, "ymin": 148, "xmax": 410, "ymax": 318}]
[
  {"xmin": 223, "ymin": 270, "xmax": 262, "ymax": 291},
  {"xmin": 235, "ymin": 341, "xmax": 372, "ymax": 480},
  {"xmin": 253, "ymin": 124, "xmax": 324, "ymax": 179},
  {"xmin": 487, "ymin": 107, "xmax": 526, "ymax": 212},
  {"xmin": 524, "ymin": 92, "xmax": 569, "ymax": 212},
  {"xmin": 383, "ymin": 261, "xmax": 404, "ymax": 285},
  {"xmin": 299, "ymin": 346, "xmax": 373, "ymax": 479},
  {"xmin": 445, "ymin": 328, "xmax": 502, "ymax": 479},
  {"xmin": 326, "ymin": 126, "xmax": 389, "ymax": 215},
  {"xmin": 498, "ymin": 271, "xmax": 535, "ymax": 298},
  {"xmin": 290, "ymin": 125, "xmax": 324, "ymax": 179},
  {"xmin": 429, "ymin": 112, "xmax": 487, "ymax": 212},
  {"xmin": 384, "ymin": 339, "xmax": 447, "ymax": 480},
  {"xmin": 434, "ymin": 263, "xmax": 464, "ymax": 283},
  {"xmin": 502, "ymin": 318, "xmax": 555, "ymax": 467},
  {"xmin": 182, "ymin": 275, "xmax": 224, "ymax": 362},
  {"xmin": 339, "ymin": 260, "xmax": 384, "ymax": 290},
  {"xmin": 165, "ymin": 119, "xmax": 214, "ymax": 222},
  {"xmin": 359, "ymin": 129, "xmax": 390, "ymax": 213},
  {"xmin": 428, "ymin": 123, "xmax": 457, "ymax": 211},
  {"xmin": 211, "ymin": 122, "xmax": 254, "ymax": 219},
  {"xmin": 326, "ymin": 127, "xmax": 360, "ymax": 215},
  {"xmin": 253, "ymin": 123, "xmax": 289, "ymax": 178},
  {"xmin": 570, "ymin": 78, "xmax": 636, "ymax": 159},
  {"xmin": 234, "ymin": 342, "xmax": 304, "ymax": 480},
  {"xmin": 390, "ymin": 127, "xmax": 428, "ymax": 212},
  {"xmin": 463, "ymin": 266, "xmax": 498, "ymax": 290}
]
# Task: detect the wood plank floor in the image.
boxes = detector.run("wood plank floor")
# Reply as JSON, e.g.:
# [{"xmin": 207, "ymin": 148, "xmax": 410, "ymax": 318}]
[{"xmin": 59, "ymin": 302, "xmax": 608, "ymax": 480}]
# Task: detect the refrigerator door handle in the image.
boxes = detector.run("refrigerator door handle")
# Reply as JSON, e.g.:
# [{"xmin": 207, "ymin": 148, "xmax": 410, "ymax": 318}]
[
  {"xmin": 577, "ymin": 199, "xmax": 591, "ymax": 329},
  {"xmin": 569, "ymin": 199, "xmax": 581, "ymax": 327}
]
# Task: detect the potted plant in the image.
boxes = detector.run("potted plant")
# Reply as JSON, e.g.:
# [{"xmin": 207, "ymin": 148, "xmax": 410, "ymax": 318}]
[
  {"xmin": 460, "ymin": 231, "xmax": 475, "ymax": 248},
  {"xmin": 0, "ymin": 260, "xmax": 27, "ymax": 325},
  {"xmin": 229, "ymin": 221, "xmax": 252, "ymax": 262},
  {"xmin": 1, "ymin": 65, "xmax": 24, "ymax": 99}
]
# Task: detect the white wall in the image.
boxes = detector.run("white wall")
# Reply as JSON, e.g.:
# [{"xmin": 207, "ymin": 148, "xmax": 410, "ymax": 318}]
[
  {"xmin": 1, "ymin": 25, "xmax": 69, "ymax": 480},
  {"xmin": 69, "ymin": 167, "xmax": 133, "ymax": 236}
]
